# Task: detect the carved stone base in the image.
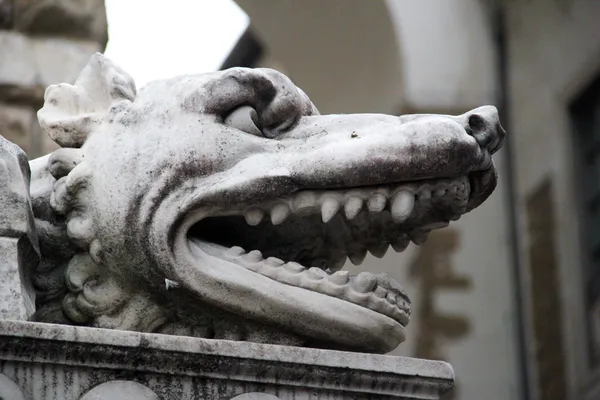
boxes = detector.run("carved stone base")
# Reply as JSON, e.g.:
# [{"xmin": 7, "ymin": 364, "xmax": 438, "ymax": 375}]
[{"xmin": 0, "ymin": 320, "xmax": 454, "ymax": 399}]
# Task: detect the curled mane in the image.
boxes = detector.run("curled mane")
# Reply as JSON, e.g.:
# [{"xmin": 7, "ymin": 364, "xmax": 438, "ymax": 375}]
[{"xmin": 32, "ymin": 54, "xmax": 141, "ymax": 326}]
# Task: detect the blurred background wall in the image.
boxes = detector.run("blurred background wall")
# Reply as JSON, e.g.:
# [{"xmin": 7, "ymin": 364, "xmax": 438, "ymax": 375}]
[{"xmin": 3, "ymin": 0, "xmax": 600, "ymax": 399}]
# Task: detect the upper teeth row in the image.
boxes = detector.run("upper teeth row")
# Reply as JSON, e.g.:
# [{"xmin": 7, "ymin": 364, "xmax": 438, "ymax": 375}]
[{"xmin": 242, "ymin": 178, "xmax": 469, "ymax": 226}]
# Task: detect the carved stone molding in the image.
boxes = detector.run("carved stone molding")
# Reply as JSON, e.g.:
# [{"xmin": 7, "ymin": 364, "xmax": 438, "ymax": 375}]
[
  {"xmin": 0, "ymin": 320, "xmax": 454, "ymax": 399},
  {"xmin": 80, "ymin": 381, "xmax": 159, "ymax": 400}
]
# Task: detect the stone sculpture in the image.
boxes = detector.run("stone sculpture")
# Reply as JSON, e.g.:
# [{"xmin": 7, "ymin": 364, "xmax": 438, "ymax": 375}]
[
  {"xmin": 7, "ymin": 52, "xmax": 504, "ymax": 354},
  {"xmin": 0, "ymin": 52, "xmax": 505, "ymax": 399}
]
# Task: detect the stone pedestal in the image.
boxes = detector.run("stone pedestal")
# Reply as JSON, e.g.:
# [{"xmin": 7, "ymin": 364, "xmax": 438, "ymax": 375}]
[{"xmin": 0, "ymin": 320, "xmax": 454, "ymax": 399}]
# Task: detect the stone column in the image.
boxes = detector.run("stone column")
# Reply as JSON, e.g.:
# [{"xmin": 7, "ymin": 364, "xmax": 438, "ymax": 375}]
[{"xmin": 0, "ymin": 0, "xmax": 108, "ymax": 158}]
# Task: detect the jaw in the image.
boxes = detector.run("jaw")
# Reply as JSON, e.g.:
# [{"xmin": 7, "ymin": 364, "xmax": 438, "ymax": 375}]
[{"xmin": 169, "ymin": 166, "xmax": 490, "ymax": 353}]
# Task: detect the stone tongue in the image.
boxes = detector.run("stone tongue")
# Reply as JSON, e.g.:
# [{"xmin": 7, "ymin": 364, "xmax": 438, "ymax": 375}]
[{"xmin": 187, "ymin": 238, "xmax": 410, "ymax": 326}]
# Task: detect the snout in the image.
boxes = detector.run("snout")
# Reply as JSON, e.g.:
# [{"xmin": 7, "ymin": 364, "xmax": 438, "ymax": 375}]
[
  {"xmin": 459, "ymin": 105, "xmax": 506, "ymax": 155},
  {"xmin": 281, "ymin": 110, "xmax": 494, "ymax": 189}
]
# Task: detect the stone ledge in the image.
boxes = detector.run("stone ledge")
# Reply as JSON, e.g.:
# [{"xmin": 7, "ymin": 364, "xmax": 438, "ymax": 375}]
[{"xmin": 0, "ymin": 320, "xmax": 454, "ymax": 399}]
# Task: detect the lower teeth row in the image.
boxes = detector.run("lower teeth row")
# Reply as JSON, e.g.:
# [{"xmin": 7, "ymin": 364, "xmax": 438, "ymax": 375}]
[{"xmin": 221, "ymin": 245, "xmax": 410, "ymax": 325}]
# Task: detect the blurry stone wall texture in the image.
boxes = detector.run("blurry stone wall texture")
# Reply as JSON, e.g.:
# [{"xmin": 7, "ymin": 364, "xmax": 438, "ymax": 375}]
[{"xmin": 0, "ymin": 0, "xmax": 107, "ymax": 158}]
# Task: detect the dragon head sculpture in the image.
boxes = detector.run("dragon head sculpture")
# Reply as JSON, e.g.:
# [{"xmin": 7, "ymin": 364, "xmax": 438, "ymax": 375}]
[{"xmin": 30, "ymin": 54, "xmax": 505, "ymax": 354}]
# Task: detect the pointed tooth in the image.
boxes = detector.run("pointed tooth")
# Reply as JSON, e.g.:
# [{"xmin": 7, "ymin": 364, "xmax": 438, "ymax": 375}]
[
  {"xmin": 227, "ymin": 246, "xmax": 245, "ymax": 257},
  {"xmin": 285, "ymin": 262, "xmax": 305, "ymax": 273},
  {"xmin": 270, "ymin": 204, "xmax": 290, "ymax": 225},
  {"xmin": 265, "ymin": 257, "xmax": 284, "ymax": 267},
  {"xmin": 391, "ymin": 191, "xmax": 414, "ymax": 223},
  {"xmin": 409, "ymin": 230, "xmax": 430, "ymax": 245},
  {"xmin": 352, "ymin": 272, "xmax": 377, "ymax": 293},
  {"xmin": 244, "ymin": 250, "xmax": 263, "ymax": 262},
  {"xmin": 391, "ymin": 236, "xmax": 410, "ymax": 252},
  {"xmin": 386, "ymin": 292, "xmax": 397, "ymax": 304},
  {"xmin": 329, "ymin": 270, "xmax": 349, "ymax": 285},
  {"xmin": 374, "ymin": 286, "xmax": 388, "ymax": 298},
  {"xmin": 367, "ymin": 194, "xmax": 386, "ymax": 212},
  {"xmin": 321, "ymin": 197, "xmax": 340, "ymax": 223},
  {"xmin": 344, "ymin": 197, "xmax": 363, "ymax": 220},
  {"xmin": 348, "ymin": 248, "xmax": 368, "ymax": 266},
  {"xmin": 369, "ymin": 243, "xmax": 389, "ymax": 258},
  {"xmin": 307, "ymin": 267, "xmax": 326, "ymax": 280},
  {"xmin": 245, "ymin": 208, "xmax": 264, "ymax": 226}
]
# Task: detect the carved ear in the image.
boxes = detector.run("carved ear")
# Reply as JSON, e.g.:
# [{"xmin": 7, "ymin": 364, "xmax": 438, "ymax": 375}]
[{"xmin": 37, "ymin": 53, "xmax": 137, "ymax": 148}]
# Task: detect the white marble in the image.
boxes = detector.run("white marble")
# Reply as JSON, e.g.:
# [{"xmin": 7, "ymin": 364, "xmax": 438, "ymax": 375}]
[{"xmin": 25, "ymin": 53, "xmax": 505, "ymax": 354}]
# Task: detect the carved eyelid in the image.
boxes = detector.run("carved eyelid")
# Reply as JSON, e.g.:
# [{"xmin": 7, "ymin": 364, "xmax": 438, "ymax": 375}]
[{"xmin": 224, "ymin": 106, "xmax": 263, "ymax": 137}]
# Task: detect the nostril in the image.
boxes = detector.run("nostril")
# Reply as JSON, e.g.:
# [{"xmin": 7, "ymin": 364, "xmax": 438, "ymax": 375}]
[
  {"xmin": 467, "ymin": 113, "xmax": 495, "ymax": 150},
  {"xmin": 468, "ymin": 114, "xmax": 487, "ymax": 134},
  {"xmin": 462, "ymin": 106, "xmax": 505, "ymax": 155}
]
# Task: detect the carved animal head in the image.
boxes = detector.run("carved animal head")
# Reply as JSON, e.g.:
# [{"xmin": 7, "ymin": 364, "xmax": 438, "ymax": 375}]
[{"xmin": 31, "ymin": 54, "xmax": 505, "ymax": 353}]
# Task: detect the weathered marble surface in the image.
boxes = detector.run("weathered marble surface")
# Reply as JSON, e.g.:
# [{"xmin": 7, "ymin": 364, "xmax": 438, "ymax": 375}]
[
  {"xmin": 0, "ymin": 320, "xmax": 454, "ymax": 399},
  {"xmin": 0, "ymin": 136, "xmax": 38, "ymax": 320},
  {"xmin": 26, "ymin": 53, "xmax": 505, "ymax": 355}
]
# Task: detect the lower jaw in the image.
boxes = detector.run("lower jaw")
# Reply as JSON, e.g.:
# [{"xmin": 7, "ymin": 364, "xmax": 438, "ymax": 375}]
[
  {"xmin": 162, "ymin": 173, "xmax": 483, "ymax": 352},
  {"xmin": 170, "ymin": 237, "xmax": 407, "ymax": 353}
]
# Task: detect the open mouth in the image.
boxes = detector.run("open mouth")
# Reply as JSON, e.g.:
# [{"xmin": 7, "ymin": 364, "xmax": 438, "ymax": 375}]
[{"xmin": 186, "ymin": 173, "xmax": 471, "ymax": 329}]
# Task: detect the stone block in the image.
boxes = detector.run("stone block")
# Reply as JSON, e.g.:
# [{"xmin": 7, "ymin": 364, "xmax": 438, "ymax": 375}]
[
  {"xmin": 0, "ymin": 31, "xmax": 101, "ymax": 107},
  {"xmin": 0, "ymin": 31, "xmax": 37, "ymax": 89},
  {"xmin": 0, "ymin": 103, "xmax": 36, "ymax": 154},
  {"xmin": 14, "ymin": 0, "xmax": 108, "ymax": 45},
  {"xmin": 0, "ymin": 137, "xmax": 38, "ymax": 320},
  {"xmin": 0, "ymin": 320, "xmax": 454, "ymax": 399}
]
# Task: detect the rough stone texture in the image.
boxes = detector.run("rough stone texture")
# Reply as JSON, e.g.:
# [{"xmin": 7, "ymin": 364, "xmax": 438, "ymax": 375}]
[
  {"xmin": 0, "ymin": 320, "xmax": 454, "ymax": 399},
  {"xmin": 0, "ymin": 136, "xmax": 38, "ymax": 320},
  {"xmin": 14, "ymin": 0, "xmax": 108, "ymax": 45}
]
